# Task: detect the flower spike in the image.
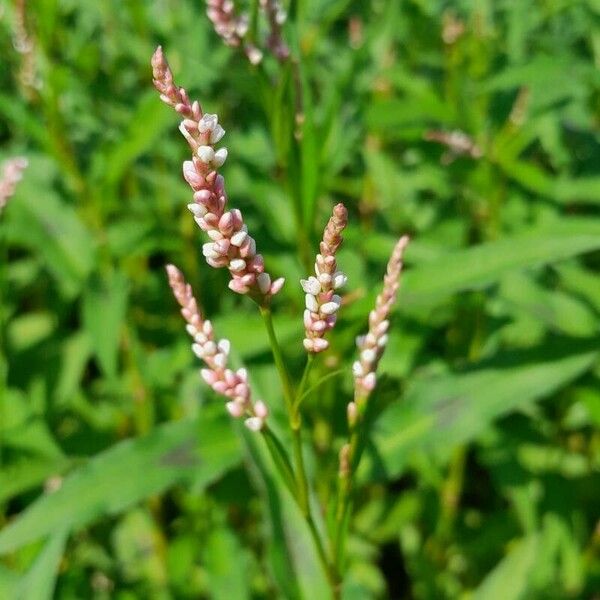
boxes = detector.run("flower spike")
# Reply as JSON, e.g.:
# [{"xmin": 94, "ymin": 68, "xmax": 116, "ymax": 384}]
[
  {"xmin": 205, "ymin": 0, "xmax": 264, "ymax": 65},
  {"xmin": 166, "ymin": 264, "xmax": 268, "ymax": 431},
  {"xmin": 301, "ymin": 203, "xmax": 348, "ymax": 353},
  {"xmin": 0, "ymin": 157, "xmax": 28, "ymax": 216},
  {"xmin": 352, "ymin": 235, "xmax": 409, "ymax": 400},
  {"xmin": 152, "ymin": 47, "xmax": 284, "ymax": 304}
]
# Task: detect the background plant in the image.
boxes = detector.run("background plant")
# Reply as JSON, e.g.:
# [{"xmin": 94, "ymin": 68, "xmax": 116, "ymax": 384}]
[{"xmin": 0, "ymin": 1, "xmax": 599, "ymax": 598}]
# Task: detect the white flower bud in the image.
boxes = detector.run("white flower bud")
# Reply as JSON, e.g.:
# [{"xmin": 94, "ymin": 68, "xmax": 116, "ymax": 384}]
[
  {"xmin": 244, "ymin": 416, "xmax": 264, "ymax": 431},
  {"xmin": 305, "ymin": 294, "xmax": 319, "ymax": 312},
  {"xmin": 229, "ymin": 258, "xmax": 246, "ymax": 272},
  {"xmin": 257, "ymin": 272, "xmax": 271, "ymax": 294},
  {"xmin": 217, "ymin": 339, "xmax": 231, "ymax": 355},
  {"xmin": 201, "ymin": 369, "xmax": 215, "ymax": 385},
  {"xmin": 312, "ymin": 338, "xmax": 329, "ymax": 352},
  {"xmin": 361, "ymin": 348, "xmax": 377, "ymax": 363},
  {"xmin": 197, "ymin": 145, "xmax": 215, "ymax": 163},
  {"xmin": 226, "ymin": 401, "xmax": 245, "ymax": 417},
  {"xmin": 187, "ymin": 203, "xmax": 207, "ymax": 217},
  {"xmin": 207, "ymin": 229, "xmax": 223, "ymax": 241},
  {"xmin": 213, "ymin": 352, "xmax": 227, "ymax": 369},
  {"xmin": 210, "ymin": 124, "xmax": 225, "ymax": 144},
  {"xmin": 377, "ymin": 320, "xmax": 390, "ymax": 335},
  {"xmin": 198, "ymin": 114, "xmax": 218, "ymax": 133},
  {"xmin": 333, "ymin": 271, "xmax": 347, "ymax": 289},
  {"xmin": 202, "ymin": 243, "xmax": 219, "ymax": 259},
  {"xmin": 320, "ymin": 301, "xmax": 339, "ymax": 315},
  {"xmin": 213, "ymin": 148, "xmax": 228, "ymax": 167},
  {"xmin": 230, "ymin": 230, "xmax": 248, "ymax": 247},
  {"xmin": 247, "ymin": 47, "xmax": 263, "ymax": 65},
  {"xmin": 362, "ymin": 372, "xmax": 377, "ymax": 391},
  {"xmin": 301, "ymin": 277, "xmax": 321, "ymax": 295},
  {"xmin": 318, "ymin": 273, "xmax": 332, "ymax": 286}
]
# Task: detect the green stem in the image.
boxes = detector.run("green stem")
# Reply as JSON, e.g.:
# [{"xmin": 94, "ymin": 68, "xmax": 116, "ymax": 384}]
[
  {"xmin": 333, "ymin": 394, "xmax": 369, "ymax": 574},
  {"xmin": 261, "ymin": 425, "xmax": 298, "ymax": 498},
  {"xmin": 259, "ymin": 306, "xmax": 309, "ymax": 511},
  {"xmin": 294, "ymin": 353, "xmax": 314, "ymax": 409},
  {"xmin": 259, "ymin": 306, "xmax": 339, "ymax": 595},
  {"xmin": 259, "ymin": 306, "xmax": 295, "ymax": 412},
  {"xmin": 0, "ymin": 224, "xmax": 7, "ymax": 471}
]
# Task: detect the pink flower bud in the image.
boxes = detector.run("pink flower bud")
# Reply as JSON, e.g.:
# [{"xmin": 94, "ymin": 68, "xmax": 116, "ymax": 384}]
[
  {"xmin": 226, "ymin": 401, "xmax": 245, "ymax": 417},
  {"xmin": 270, "ymin": 277, "xmax": 285, "ymax": 294},
  {"xmin": 254, "ymin": 400, "xmax": 268, "ymax": 419}
]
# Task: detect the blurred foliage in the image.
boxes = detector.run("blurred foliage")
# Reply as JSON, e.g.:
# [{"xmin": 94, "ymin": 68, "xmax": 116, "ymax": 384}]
[{"xmin": 0, "ymin": 0, "xmax": 599, "ymax": 598}]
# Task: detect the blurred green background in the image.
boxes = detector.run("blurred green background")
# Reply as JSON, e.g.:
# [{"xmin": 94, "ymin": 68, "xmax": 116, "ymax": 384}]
[{"xmin": 1, "ymin": 0, "xmax": 599, "ymax": 598}]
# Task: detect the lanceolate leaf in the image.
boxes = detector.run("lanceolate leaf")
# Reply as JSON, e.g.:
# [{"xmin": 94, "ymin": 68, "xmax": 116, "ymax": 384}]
[
  {"xmin": 399, "ymin": 220, "xmax": 600, "ymax": 304},
  {"xmin": 0, "ymin": 409, "xmax": 241, "ymax": 554},
  {"xmin": 362, "ymin": 340, "xmax": 598, "ymax": 481},
  {"xmin": 82, "ymin": 271, "xmax": 129, "ymax": 379},
  {"xmin": 16, "ymin": 529, "xmax": 69, "ymax": 600},
  {"xmin": 472, "ymin": 535, "xmax": 539, "ymax": 600}
]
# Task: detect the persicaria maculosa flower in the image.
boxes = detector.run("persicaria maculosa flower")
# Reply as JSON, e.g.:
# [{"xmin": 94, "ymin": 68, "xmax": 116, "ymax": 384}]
[
  {"xmin": 152, "ymin": 46, "xmax": 284, "ymax": 304},
  {"xmin": 352, "ymin": 235, "xmax": 409, "ymax": 399},
  {"xmin": 0, "ymin": 157, "xmax": 28, "ymax": 215},
  {"xmin": 301, "ymin": 203, "xmax": 348, "ymax": 353},
  {"xmin": 166, "ymin": 264, "xmax": 268, "ymax": 431}
]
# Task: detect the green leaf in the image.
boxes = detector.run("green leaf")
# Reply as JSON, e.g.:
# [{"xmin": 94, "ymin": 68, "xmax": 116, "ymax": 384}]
[
  {"xmin": 82, "ymin": 271, "xmax": 129, "ymax": 379},
  {"xmin": 16, "ymin": 529, "xmax": 68, "ymax": 600},
  {"xmin": 0, "ymin": 565, "xmax": 19, "ymax": 598},
  {"xmin": 399, "ymin": 219, "xmax": 600, "ymax": 305},
  {"xmin": 91, "ymin": 91, "xmax": 175, "ymax": 189},
  {"xmin": 6, "ymin": 156, "xmax": 96, "ymax": 297},
  {"xmin": 498, "ymin": 272, "xmax": 599, "ymax": 338},
  {"xmin": 364, "ymin": 340, "xmax": 598, "ymax": 481},
  {"xmin": 204, "ymin": 528, "xmax": 250, "ymax": 600},
  {"xmin": 0, "ymin": 410, "xmax": 241, "ymax": 554},
  {"xmin": 0, "ymin": 456, "xmax": 71, "ymax": 505},
  {"xmin": 472, "ymin": 535, "xmax": 539, "ymax": 600},
  {"xmin": 243, "ymin": 422, "xmax": 332, "ymax": 599}
]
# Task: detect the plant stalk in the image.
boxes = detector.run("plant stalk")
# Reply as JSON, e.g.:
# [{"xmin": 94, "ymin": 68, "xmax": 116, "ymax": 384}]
[{"xmin": 259, "ymin": 306, "xmax": 339, "ymax": 596}]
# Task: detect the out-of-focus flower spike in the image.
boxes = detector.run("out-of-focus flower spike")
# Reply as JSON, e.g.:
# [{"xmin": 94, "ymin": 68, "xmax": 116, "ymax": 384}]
[
  {"xmin": 301, "ymin": 203, "xmax": 348, "ymax": 353},
  {"xmin": 352, "ymin": 235, "xmax": 409, "ymax": 401},
  {"xmin": 0, "ymin": 157, "xmax": 28, "ymax": 216},
  {"xmin": 166, "ymin": 264, "xmax": 267, "ymax": 430}
]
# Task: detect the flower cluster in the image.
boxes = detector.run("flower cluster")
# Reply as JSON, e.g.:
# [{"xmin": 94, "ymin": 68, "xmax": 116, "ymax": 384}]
[
  {"xmin": 301, "ymin": 203, "xmax": 348, "ymax": 353},
  {"xmin": 205, "ymin": 0, "xmax": 263, "ymax": 65},
  {"xmin": 352, "ymin": 235, "xmax": 409, "ymax": 399},
  {"xmin": 152, "ymin": 47, "xmax": 284, "ymax": 303},
  {"xmin": 166, "ymin": 264, "xmax": 268, "ymax": 431},
  {"xmin": 13, "ymin": 0, "xmax": 40, "ymax": 98},
  {"xmin": 0, "ymin": 157, "xmax": 28, "ymax": 215},
  {"xmin": 260, "ymin": 0, "xmax": 290, "ymax": 61},
  {"xmin": 205, "ymin": 0, "xmax": 288, "ymax": 64}
]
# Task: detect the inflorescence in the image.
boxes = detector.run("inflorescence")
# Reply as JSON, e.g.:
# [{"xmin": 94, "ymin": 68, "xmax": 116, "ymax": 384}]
[
  {"xmin": 301, "ymin": 203, "xmax": 348, "ymax": 353},
  {"xmin": 152, "ymin": 46, "xmax": 284, "ymax": 304}
]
